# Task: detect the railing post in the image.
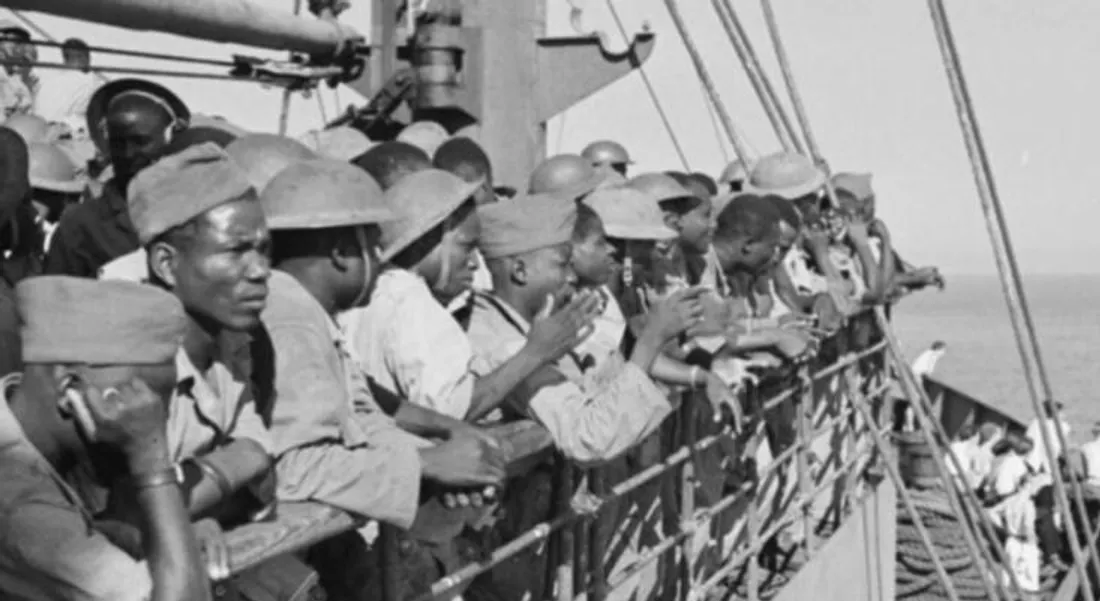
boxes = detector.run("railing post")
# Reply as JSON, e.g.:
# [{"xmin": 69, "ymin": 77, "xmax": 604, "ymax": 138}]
[
  {"xmin": 746, "ymin": 472, "xmax": 761, "ymax": 601},
  {"xmin": 679, "ymin": 391, "xmax": 698, "ymax": 600},
  {"xmin": 796, "ymin": 366, "xmax": 817, "ymax": 556},
  {"xmin": 588, "ymin": 466, "xmax": 608, "ymax": 601},
  {"xmin": 554, "ymin": 460, "xmax": 576, "ymax": 601}
]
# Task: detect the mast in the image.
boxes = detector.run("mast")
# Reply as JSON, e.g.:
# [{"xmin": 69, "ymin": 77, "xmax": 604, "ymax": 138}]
[
  {"xmin": 363, "ymin": 0, "xmax": 655, "ymax": 188},
  {"xmin": 4, "ymin": 0, "xmax": 362, "ymax": 57}
]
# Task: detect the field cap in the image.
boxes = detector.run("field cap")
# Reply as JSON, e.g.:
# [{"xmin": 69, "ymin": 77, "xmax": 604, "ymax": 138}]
[
  {"xmin": 627, "ymin": 172, "xmax": 694, "ymax": 204},
  {"xmin": 379, "ymin": 169, "xmax": 482, "ymax": 262},
  {"xmin": 19, "ymin": 276, "xmax": 187, "ymax": 365},
  {"xmin": 528, "ymin": 154, "xmax": 604, "ymax": 198},
  {"xmin": 718, "ymin": 159, "xmax": 748, "ymax": 185},
  {"xmin": 87, "ymin": 78, "xmax": 190, "ymax": 155},
  {"xmin": 396, "ymin": 121, "xmax": 449, "ymax": 157},
  {"xmin": 743, "ymin": 152, "xmax": 825, "ymax": 200},
  {"xmin": 226, "ymin": 133, "xmax": 316, "ymax": 192},
  {"xmin": 28, "ymin": 143, "xmax": 85, "ymax": 194},
  {"xmin": 583, "ymin": 187, "xmax": 676, "ymax": 241},
  {"xmin": 299, "ymin": 126, "xmax": 375, "ymax": 161},
  {"xmin": 128, "ymin": 142, "xmax": 257, "ymax": 245},
  {"xmin": 261, "ymin": 158, "xmax": 394, "ymax": 230},
  {"xmin": 479, "ymin": 192, "xmax": 577, "ymax": 259},
  {"xmin": 831, "ymin": 172, "xmax": 873, "ymax": 201}
]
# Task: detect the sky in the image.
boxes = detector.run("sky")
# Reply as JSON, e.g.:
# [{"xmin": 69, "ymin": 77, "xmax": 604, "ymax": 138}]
[{"xmin": 7, "ymin": 0, "xmax": 1099, "ymax": 276}]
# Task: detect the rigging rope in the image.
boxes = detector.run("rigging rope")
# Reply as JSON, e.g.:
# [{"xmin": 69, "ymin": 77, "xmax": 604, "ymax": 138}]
[
  {"xmin": 604, "ymin": 0, "xmax": 690, "ymax": 171},
  {"xmin": 19, "ymin": 37, "xmax": 234, "ymax": 68},
  {"xmin": 697, "ymin": 76, "xmax": 731, "ymax": 165},
  {"xmin": 924, "ymin": 1, "xmax": 1100, "ymax": 597},
  {"xmin": 894, "ymin": 490, "xmax": 991, "ymax": 601},
  {"xmin": 660, "ymin": 0, "xmax": 753, "ymax": 164},
  {"xmin": 2, "ymin": 60, "xmax": 240, "ymax": 81},
  {"xmin": 711, "ymin": 0, "xmax": 802, "ymax": 155}
]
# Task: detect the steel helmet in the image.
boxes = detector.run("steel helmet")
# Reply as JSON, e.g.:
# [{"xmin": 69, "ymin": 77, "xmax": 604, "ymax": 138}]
[
  {"xmin": 718, "ymin": 159, "xmax": 748, "ymax": 185},
  {"xmin": 581, "ymin": 140, "xmax": 632, "ymax": 167},
  {"xmin": 626, "ymin": 172, "xmax": 695, "ymax": 204},
  {"xmin": 528, "ymin": 153, "xmax": 604, "ymax": 197},
  {"xmin": 743, "ymin": 152, "xmax": 825, "ymax": 200},
  {"xmin": 28, "ymin": 143, "xmax": 85, "ymax": 194},
  {"xmin": 226, "ymin": 133, "xmax": 316, "ymax": 192},
  {"xmin": 379, "ymin": 169, "xmax": 482, "ymax": 262},
  {"xmin": 260, "ymin": 158, "xmax": 395, "ymax": 231},
  {"xmin": 298, "ymin": 126, "xmax": 375, "ymax": 162},
  {"xmin": 396, "ymin": 121, "xmax": 449, "ymax": 158},
  {"xmin": 4, "ymin": 114, "xmax": 50, "ymax": 144}
]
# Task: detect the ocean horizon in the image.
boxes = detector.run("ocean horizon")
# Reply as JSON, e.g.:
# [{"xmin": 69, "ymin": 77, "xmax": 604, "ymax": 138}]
[{"xmin": 891, "ymin": 273, "xmax": 1100, "ymax": 444}]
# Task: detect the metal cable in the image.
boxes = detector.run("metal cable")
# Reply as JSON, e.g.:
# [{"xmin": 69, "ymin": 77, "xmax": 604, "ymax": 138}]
[
  {"xmin": 924, "ymin": 1, "xmax": 1100, "ymax": 597},
  {"xmin": 604, "ymin": 0, "xmax": 690, "ymax": 170},
  {"xmin": 660, "ymin": 0, "xmax": 753, "ymax": 163},
  {"xmin": 278, "ymin": 0, "xmax": 304, "ymax": 135},
  {"xmin": 697, "ymin": 76, "xmax": 731, "ymax": 165},
  {"xmin": 20, "ymin": 37, "xmax": 234, "ymax": 68},
  {"xmin": 712, "ymin": 0, "xmax": 801, "ymax": 154},
  {"xmin": 1, "ymin": 60, "xmax": 239, "ymax": 80}
]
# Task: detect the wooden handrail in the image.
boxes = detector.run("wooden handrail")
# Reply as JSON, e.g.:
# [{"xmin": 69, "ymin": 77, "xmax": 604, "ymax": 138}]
[{"xmin": 226, "ymin": 420, "xmax": 554, "ymax": 573}]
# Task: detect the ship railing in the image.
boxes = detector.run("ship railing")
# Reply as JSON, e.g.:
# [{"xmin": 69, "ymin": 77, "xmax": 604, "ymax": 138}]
[{"xmin": 222, "ymin": 308, "xmax": 897, "ymax": 601}]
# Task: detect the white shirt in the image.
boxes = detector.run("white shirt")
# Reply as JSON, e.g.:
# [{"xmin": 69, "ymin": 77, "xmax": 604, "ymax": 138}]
[
  {"xmin": 1024, "ymin": 417, "xmax": 1070, "ymax": 473},
  {"xmin": 340, "ymin": 269, "xmax": 476, "ymax": 420},
  {"xmin": 911, "ymin": 348, "xmax": 945, "ymax": 378},
  {"xmin": 33, "ymin": 71, "xmax": 99, "ymax": 136},
  {"xmin": 990, "ymin": 453, "xmax": 1029, "ymax": 498},
  {"xmin": 1080, "ymin": 438, "xmax": 1100, "ymax": 489},
  {"xmin": 947, "ymin": 438, "xmax": 980, "ymax": 488}
]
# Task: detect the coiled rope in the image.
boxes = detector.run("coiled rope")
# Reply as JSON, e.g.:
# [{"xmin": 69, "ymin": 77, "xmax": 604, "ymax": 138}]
[{"xmin": 895, "ymin": 489, "xmax": 992, "ymax": 601}]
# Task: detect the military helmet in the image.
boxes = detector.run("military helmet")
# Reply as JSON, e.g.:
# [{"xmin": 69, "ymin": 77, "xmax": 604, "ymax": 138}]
[
  {"xmin": 581, "ymin": 140, "xmax": 632, "ymax": 167},
  {"xmin": 28, "ymin": 143, "xmax": 85, "ymax": 194}
]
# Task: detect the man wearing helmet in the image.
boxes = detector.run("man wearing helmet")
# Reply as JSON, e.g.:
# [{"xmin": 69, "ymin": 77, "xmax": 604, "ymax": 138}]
[
  {"xmin": 46, "ymin": 79, "xmax": 190, "ymax": 278},
  {"xmin": 581, "ymin": 139, "xmax": 632, "ymax": 177}
]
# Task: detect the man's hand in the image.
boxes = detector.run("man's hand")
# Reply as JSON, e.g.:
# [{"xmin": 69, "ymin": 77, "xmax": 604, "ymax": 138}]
[
  {"xmin": 769, "ymin": 328, "xmax": 818, "ymax": 361},
  {"xmin": 421, "ymin": 429, "xmax": 507, "ymax": 488},
  {"xmin": 82, "ymin": 377, "xmax": 171, "ymax": 475},
  {"xmin": 811, "ymin": 294, "xmax": 845, "ymax": 332},
  {"xmin": 523, "ymin": 291, "xmax": 602, "ymax": 363},
  {"xmin": 646, "ymin": 287, "xmax": 706, "ymax": 341},
  {"xmin": 193, "ymin": 518, "xmax": 230, "ymax": 582},
  {"xmin": 704, "ymin": 372, "xmax": 744, "ymax": 432},
  {"xmin": 846, "ymin": 221, "xmax": 870, "ymax": 244}
]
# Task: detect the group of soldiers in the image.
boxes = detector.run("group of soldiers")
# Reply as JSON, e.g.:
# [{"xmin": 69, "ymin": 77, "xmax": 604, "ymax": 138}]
[{"xmin": 0, "ymin": 45, "xmax": 945, "ymax": 601}]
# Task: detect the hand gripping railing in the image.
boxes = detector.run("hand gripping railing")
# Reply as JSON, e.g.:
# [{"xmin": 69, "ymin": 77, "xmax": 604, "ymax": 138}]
[{"xmin": 411, "ymin": 309, "xmax": 964, "ymax": 601}]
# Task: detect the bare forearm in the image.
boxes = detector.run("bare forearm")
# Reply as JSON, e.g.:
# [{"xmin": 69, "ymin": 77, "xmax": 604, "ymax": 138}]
[
  {"xmin": 396, "ymin": 401, "xmax": 465, "ymax": 439},
  {"xmin": 129, "ymin": 450, "xmax": 210, "ymax": 601},
  {"xmin": 467, "ymin": 347, "xmax": 544, "ymax": 421},
  {"xmin": 628, "ymin": 328, "xmax": 665, "ymax": 372},
  {"xmin": 650, "ymin": 353, "xmax": 702, "ymax": 387}
]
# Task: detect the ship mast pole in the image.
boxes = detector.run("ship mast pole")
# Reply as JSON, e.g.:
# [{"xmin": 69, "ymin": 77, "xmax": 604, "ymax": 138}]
[{"xmin": 925, "ymin": 0, "xmax": 1100, "ymax": 595}]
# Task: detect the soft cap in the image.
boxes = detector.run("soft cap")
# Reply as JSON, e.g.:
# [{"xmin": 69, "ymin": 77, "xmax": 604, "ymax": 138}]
[
  {"xmin": 128, "ymin": 142, "xmax": 257, "ymax": 245},
  {"xmin": 831, "ymin": 172, "xmax": 873, "ymax": 201},
  {"xmin": 583, "ymin": 187, "xmax": 677, "ymax": 241},
  {"xmin": 478, "ymin": 193, "xmax": 577, "ymax": 259},
  {"xmin": 19, "ymin": 276, "xmax": 187, "ymax": 365},
  {"xmin": 379, "ymin": 169, "xmax": 481, "ymax": 262},
  {"xmin": 261, "ymin": 158, "xmax": 394, "ymax": 230}
]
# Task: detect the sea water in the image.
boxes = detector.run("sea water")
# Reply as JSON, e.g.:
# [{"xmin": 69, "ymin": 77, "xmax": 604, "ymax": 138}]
[{"xmin": 892, "ymin": 274, "xmax": 1100, "ymax": 444}]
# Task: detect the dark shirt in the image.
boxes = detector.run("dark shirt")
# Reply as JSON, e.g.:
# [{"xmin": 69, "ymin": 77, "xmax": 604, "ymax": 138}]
[
  {"xmin": 44, "ymin": 180, "xmax": 139, "ymax": 279},
  {"xmin": 0, "ymin": 279, "xmax": 17, "ymax": 378}
]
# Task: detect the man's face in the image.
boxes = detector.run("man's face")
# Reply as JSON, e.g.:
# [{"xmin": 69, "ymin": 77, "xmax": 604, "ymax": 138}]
[
  {"xmin": 423, "ymin": 208, "xmax": 481, "ymax": 303},
  {"xmin": 771, "ymin": 220, "xmax": 800, "ymax": 268},
  {"xmin": 522, "ymin": 243, "xmax": 577, "ymax": 307},
  {"xmin": 675, "ymin": 200, "xmax": 714, "ymax": 255},
  {"xmin": 105, "ymin": 99, "xmax": 175, "ymax": 184},
  {"xmin": 572, "ymin": 220, "xmax": 617, "ymax": 288},
  {"xmin": 0, "ymin": 35, "xmax": 33, "ymax": 76},
  {"xmin": 164, "ymin": 199, "xmax": 271, "ymax": 331},
  {"xmin": 719, "ymin": 225, "xmax": 781, "ymax": 276}
]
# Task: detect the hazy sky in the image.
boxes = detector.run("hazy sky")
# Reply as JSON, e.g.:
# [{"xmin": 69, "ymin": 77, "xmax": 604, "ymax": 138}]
[{"xmin": 8, "ymin": 1, "xmax": 1099, "ymax": 275}]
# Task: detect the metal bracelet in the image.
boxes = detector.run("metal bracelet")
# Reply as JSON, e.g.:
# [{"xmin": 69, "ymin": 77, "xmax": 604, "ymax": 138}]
[{"xmin": 132, "ymin": 468, "xmax": 180, "ymax": 490}]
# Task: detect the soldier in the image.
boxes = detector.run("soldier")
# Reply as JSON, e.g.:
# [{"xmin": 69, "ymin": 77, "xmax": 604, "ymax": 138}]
[
  {"xmin": 126, "ymin": 143, "xmax": 274, "ymax": 519},
  {"xmin": 341, "ymin": 168, "xmax": 598, "ymax": 421},
  {"xmin": 581, "ymin": 139, "xmax": 632, "ymax": 177},
  {"xmin": 0, "ymin": 276, "xmax": 210, "ymax": 601},
  {"xmin": 353, "ymin": 140, "xmax": 431, "ymax": 190},
  {"xmin": 0, "ymin": 21, "xmax": 36, "ymax": 120},
  {"xmin": 46, "ymin": 79, "xmax": 190, "ymax": 277},
  {"xmin": 27, "ymin": 142, "xmax": 85, "ymax": 250},
  {"xmin": 256, "ymin": 158, "xmax": 505, "ymax": 598}
]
